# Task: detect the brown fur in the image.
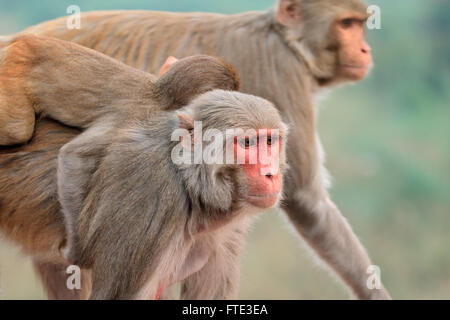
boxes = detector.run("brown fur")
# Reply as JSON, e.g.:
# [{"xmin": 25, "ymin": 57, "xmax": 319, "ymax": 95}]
[
  {"xmin": 2, "ymin": 0, "xmax": 390, "ymax": 299},
  {"xmin": 0, "ymin": 119, "xmax": 76, "ymax": 262},
  {"xmin": 0, "ymin": 36, "xmax": 240, "ymax": 145}
]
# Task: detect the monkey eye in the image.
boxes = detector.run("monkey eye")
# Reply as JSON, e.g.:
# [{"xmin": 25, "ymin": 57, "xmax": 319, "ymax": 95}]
[
  {"xmin": 340, "ymin": 18, "xmax": 365, "ymax": 29},
  {"xmin": 267, "ymin": 135, "xmax": 280, "ymax": 146},
  {"xmin": 340, "ymin": 18, "xmax": 354, "ymax": 28},
  {"xmin": 238, "ymin": 137, "xmax": 257, "ymax": 149}
]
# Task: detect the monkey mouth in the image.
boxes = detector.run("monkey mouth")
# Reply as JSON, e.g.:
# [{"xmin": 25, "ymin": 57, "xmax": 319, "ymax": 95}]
[
  {"xmin": 248, "ymin": 193, "xmax": 280, "ymax": 199},
  {"xmin": 248, "ymin": 193, "xmax": 280, "ymax": 209},
  {"xmin": 341, "ymin": 64, "xmax": 369, "ymax": 70}
]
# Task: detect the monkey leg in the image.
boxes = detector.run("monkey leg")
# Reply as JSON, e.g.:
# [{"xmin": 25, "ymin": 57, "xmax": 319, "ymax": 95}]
[
  {"xmin": 0, "ymin": 35, "xmax": 155, "ymax": 147},
  {"xmin": 33, "ymin": 260, "xmax": 92, "ymax": 300},
  {"xmin": 0, "ymin": 86, "xmax": 35, "ymax": 145},
  {"xmin": 0, "ymin": 40, "xmax": 36, "ymax": 145}
]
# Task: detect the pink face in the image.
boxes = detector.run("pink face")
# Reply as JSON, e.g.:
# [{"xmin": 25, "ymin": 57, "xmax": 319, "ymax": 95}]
[
  {"xmin": 234, "ymin": 129, "xmax": 283, "ymax": 209},
  {"xmin": 335, "ymin": 14, "xmax": 373, "ymax": 80}
]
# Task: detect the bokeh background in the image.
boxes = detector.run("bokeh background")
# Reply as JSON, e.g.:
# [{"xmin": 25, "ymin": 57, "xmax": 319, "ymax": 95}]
[{"xmin": 0, "ymin": 0, "xmax": 449, "ymax": 299}]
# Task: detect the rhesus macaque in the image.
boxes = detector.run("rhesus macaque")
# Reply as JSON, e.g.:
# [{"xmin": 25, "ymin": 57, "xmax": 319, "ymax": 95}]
[
  {"xmin": 59, "ymin": 91, "xmax": 287, "ymax": 300},
  {"xmin": 0, "ymin": 36, "xmax": 287, "ymax": 299},
  {"xmin": 0, "ymin": 36, "xmax": 239, "ymax": 145},
  {"xmin": 3, "ymin": 0, "xmax": 391, "ymax": 299}
]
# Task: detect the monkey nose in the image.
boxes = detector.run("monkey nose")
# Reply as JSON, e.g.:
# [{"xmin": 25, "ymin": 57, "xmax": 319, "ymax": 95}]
[
  {"xmin": 259, "ymin": 163, "xmax": 279, "ymax": 178},
  {"xmin": 361, "ymin": 42, "xmax": 372, "ymax": 54}
]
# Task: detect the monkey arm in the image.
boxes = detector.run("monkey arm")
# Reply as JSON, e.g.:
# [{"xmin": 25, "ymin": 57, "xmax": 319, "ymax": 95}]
[
  {"xmin": 57, "ymin": 119, "xmax": 116, "ymax": 264},
  {"xmin": 281, "ymin": 176, "xmax": 391, "ymax": 300},
  {"xmin": 57, "ymin": 117, "xmax": 192, "ymax": 299}
]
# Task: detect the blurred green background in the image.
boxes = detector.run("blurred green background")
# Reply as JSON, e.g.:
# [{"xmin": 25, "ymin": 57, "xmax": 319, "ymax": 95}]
[{"xmin": 0, "ymin": 0, "xmax": 449, "ymax": 300}]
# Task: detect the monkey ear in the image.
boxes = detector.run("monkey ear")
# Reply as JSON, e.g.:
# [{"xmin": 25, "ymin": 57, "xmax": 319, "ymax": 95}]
[
  {"xmin": 177, "ymin": 112, "xmax": 196, "ymax": 149},
  {"xmin": 177, "ymin": 112, "xmax": 194, "ymax": 131},
  {"xmin": 277, "ymin": 0, "xmax": 302, "ymax": 27},
  {"xmin": 158, "ymin": 56, "xmax": 179, "ymax": 77}
]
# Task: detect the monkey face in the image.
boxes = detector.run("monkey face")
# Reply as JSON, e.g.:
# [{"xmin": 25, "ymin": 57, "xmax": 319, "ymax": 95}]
[
  {"xmin": 233, "ymin": 129, "xmax": 284, "ymax": 209},
  {"xmin": 334, "ymin": 14, "xmax": 373, "ymax": 81},
  {"xmin": 276, "ymin": 0, "xmax": 372, "ymax": 84}
]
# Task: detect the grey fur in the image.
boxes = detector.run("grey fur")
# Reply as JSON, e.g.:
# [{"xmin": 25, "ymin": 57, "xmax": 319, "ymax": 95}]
[{"xmin": 57, "ymin": 90, "xmax": 287, "ymax": 299}]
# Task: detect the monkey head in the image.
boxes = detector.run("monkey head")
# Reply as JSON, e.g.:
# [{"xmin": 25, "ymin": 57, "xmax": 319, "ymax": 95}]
[
  {"xmin": 173, "ymin": 89, "xmax": 288, "ymax": 215},
  {"xmin": 276, "ymin": 0, "xmax": 373, "ymax": 85},
  {"xmin": 152, "ymin": 55, "xmax": 240, "ymax": 110}
]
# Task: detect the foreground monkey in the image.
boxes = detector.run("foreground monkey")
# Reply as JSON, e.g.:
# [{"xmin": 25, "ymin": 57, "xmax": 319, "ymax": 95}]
[
  {"xmin": 4, "ymin": 0, "xmax": 391, "ymax": 299},
  {"xmin": 0, "ymin": 36, "xmax": 287, "ymax": 299},
  {"xmin": 61, "ymin": 92, "xmax": 287, "ymax": 299}
]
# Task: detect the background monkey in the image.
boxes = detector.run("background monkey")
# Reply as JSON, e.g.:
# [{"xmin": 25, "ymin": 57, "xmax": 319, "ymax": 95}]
[
  {"xmin": 0, "ymin": 36, "xmax": 287, "ymax": 299},
  {"xmin": 4, "ymin": 0, "xmax": 390, "ymax": 299}
]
